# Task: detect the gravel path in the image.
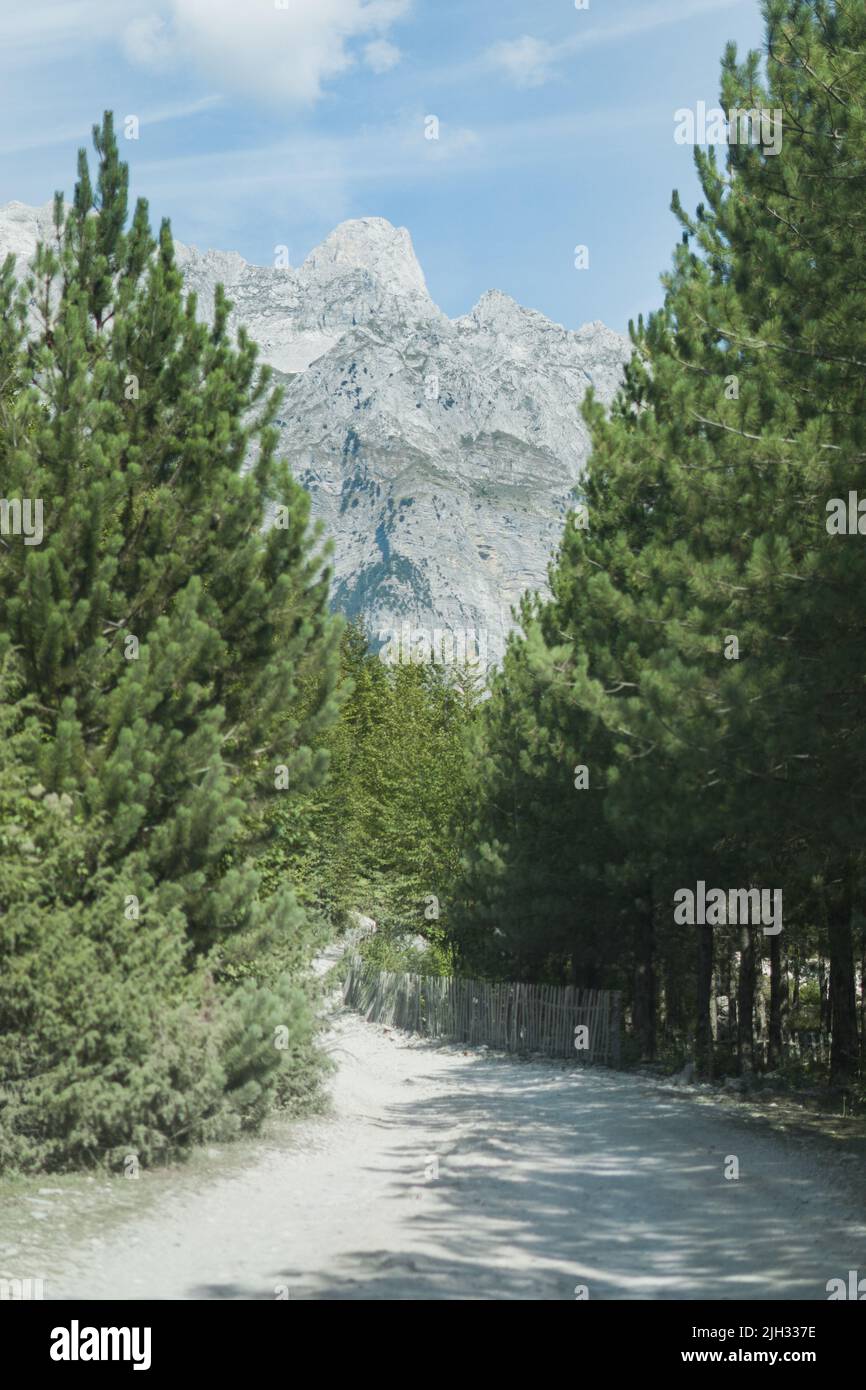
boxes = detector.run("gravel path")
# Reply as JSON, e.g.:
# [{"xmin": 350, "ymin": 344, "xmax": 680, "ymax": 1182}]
[{"xmin": 42, "ymin": 1005, "xmax": 865, "ymax": 1301}]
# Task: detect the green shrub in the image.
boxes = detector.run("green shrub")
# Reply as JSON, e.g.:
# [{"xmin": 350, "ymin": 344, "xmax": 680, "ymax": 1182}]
[{"xmin": 0, "ymin": 668, "xmax": 327, "ymax": 1172}]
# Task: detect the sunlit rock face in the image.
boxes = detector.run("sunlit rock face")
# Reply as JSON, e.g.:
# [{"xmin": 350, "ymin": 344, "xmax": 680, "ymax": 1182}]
[{"xmin": 0, "ymin": 204, "xmax": 631, "ymax": 663}]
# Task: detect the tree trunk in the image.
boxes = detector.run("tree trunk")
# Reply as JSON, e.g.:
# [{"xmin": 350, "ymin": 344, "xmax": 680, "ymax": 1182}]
[
  {"xmin": 663, "ymin": 956, "xmax": 686, "ymax": 1040},
  {"xmin": 721, "ymin": 941, "xmax": 737, "ymax": 1042},
  {"xmin": 695, "ymin": 925, "xmax": 714, "ymax": 1077},
  {"xmin": 756, "ymin": 972, "xmax": 768, "ymax": 1046},
  {"xmin": 860, "ymin": 923, "xmax": 866, "ymax": 1046},
  {"xmin": 768, "ymin": 932, "xmax": 783, "ymax": 1070},
  {"xmin": 737, "ymin": 925, "xmax": 755, "ymax": 1075},
  {"xmin": 632, "ymin": 892, "xmax": 656, "ymax": 1060},
  {"xmin": 818, "ymin": 957, "xmax": 830, "ymax": 1033},
  {"xmin": 828, "ymin": 893, "xmax": 859, "ymax": 1086}
]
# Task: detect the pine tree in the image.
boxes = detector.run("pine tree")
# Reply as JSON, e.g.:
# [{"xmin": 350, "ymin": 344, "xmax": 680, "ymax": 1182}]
[
  {"xmin": 628, "ymin": 0, "xmax": 866, "ymax": 1081},
  {"xmin": 454, "ymin": 603, "xmax": 629, "ymax": 989},
  {"xmin": 0, "ymin": 113, "xmax": 341, "ymax": 953},
  {"xmin": 0, "ymin": 114, "xmax": 340, "ymax": 1167},
  {"xmin": 259, "ymin": 619, "xmax": 481, "ymax": 967},
  {"xmin": 452, "ymin": 1, "xmax": 866, "ymax": 1086}
]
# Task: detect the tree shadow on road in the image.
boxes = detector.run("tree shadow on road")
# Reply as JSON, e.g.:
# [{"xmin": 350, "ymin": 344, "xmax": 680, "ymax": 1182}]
[{"xmin": 188, "ymin": 1055, "xmax": 865, "ymax": 1300}]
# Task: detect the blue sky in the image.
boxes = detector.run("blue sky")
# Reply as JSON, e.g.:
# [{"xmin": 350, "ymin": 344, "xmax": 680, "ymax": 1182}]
[{"xmin": 0, "ymin": 0, "xmax": 766, "ymax": 333}]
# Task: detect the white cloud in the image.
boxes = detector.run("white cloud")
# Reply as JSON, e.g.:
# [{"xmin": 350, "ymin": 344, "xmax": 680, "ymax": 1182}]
[
  {"xmin": 123, "ymin": 116, "xmax": 491, "ymax": 248},
  {"xmin": 363, "ymin": 38, "xmax": 401, "ymax": 74},
  {"xmin": 120, "ymin": 0, "xmax": 410, "ymax": 104},
  {"xmin": 0, "ymin": 1, "xmax": 410, "ymax": 101},
  {"xmin": 131, "ymin": 99, "xmax": 662, "ymax": 217},
  {"xmin": 0, "ymin": 96, "xmax": 221, "ymax": 159},
  {"xmin": 480, "ymin": 0, "xmax": 750, "ymax": 90},
  {"xmin": 486, "ymin": 36, "xmax": 556, "ymax": 90},
  {"xmin": 0, "ymin": 2, "xmax": 119, "ymax": 57},
  {"xmin": 122, "ymin": 14, "xmax": 174, "ymax": 69}
]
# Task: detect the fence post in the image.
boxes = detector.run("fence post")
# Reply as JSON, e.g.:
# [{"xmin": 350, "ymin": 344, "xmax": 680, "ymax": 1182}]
[{"xmin": 610, "ymin": 990, "xmax": 622, "ymax": 1065}]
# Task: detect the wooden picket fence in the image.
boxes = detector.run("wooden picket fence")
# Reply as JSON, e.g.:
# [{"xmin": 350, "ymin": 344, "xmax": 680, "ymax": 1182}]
[
  {"xmin": 343, "ymin": 957, "xmax": 622, "ymax": 1064},
  {"xmin": 754, "ymin": 1030, "xmax": 832, "ymax": 1067}
]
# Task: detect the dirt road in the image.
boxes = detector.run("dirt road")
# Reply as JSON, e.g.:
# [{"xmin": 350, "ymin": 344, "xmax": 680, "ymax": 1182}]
[{"xmin": 38, "ymin": 1003, "xmax": 865, "ymax": 1301}]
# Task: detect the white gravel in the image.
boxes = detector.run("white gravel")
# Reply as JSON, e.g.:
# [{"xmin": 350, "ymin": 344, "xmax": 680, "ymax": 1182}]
[{"xmin": 40, "ymin": 1001, "xmax": 866, "ymax": 1301}]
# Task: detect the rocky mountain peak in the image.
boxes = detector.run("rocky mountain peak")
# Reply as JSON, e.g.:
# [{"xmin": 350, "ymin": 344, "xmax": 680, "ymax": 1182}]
[
  {"xmin": 0, "ymin": 198, "xmax": 632, "ymax": 662},
  {"xmin": 462, "ymin": 287, "xmax": 527, "ymax": 326},
  {"xmin": 300, "ymin": 217, "xmax": 429, "ymax": 301}
]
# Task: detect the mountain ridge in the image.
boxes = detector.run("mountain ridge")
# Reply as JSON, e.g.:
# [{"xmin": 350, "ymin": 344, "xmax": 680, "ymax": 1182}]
[{"xmin": 0, "ymin": 201, "xmax": 632, "ymax": 662}]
